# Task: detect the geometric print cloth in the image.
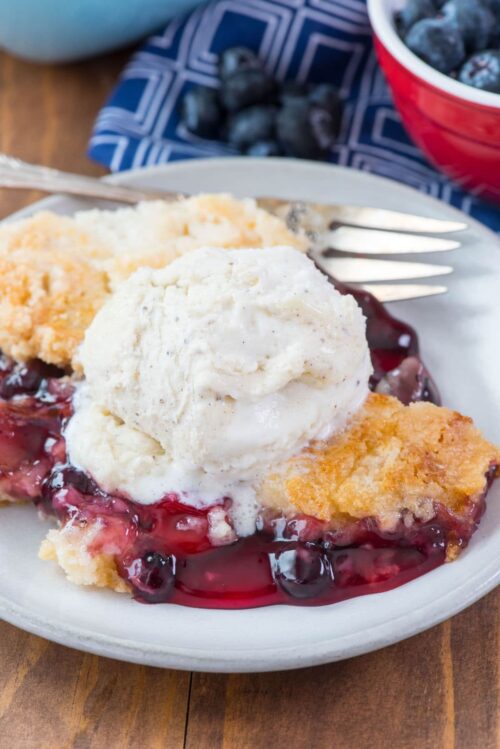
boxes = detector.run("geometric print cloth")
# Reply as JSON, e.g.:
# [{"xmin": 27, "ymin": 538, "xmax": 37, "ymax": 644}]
[{"xmin": 88, "ymin": 0, "xmax": 500, "ymax": 231}]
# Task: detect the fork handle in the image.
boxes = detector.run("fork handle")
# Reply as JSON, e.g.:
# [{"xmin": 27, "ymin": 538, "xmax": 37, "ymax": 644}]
[{"xmin": 0, "ymin": 154, "xmax": 180, "ymax": 204}]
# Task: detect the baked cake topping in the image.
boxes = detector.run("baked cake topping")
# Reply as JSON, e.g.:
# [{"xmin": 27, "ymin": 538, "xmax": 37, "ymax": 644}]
[
  {"xmin": 260, "ymin": 392, "xmax": 500, "ymax": 530},
  {"xmin": 0, "ymin": 195, "xmax": 306, "ymax": 368}
]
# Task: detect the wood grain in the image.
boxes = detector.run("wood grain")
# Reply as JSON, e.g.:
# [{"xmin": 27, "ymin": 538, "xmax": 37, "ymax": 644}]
[
  {"xmin": 0, "ymin": 47, "xmax": 498, "ymax": 749},
  {"xmin": 0, "ymin": 49, "xmax": 125, "ymax": 219},
  {"xmin": 0, "ymin": 622, "xmax": 190, "ymax": 749},
  {"xmin": 184, "ymin": 605, "xmax": 500, "ymax": 749}
]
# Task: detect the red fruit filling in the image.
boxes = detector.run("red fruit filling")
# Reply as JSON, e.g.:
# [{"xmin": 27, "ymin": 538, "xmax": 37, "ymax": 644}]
[
  {"xmin": 0, "ymin": 363, "xmax": 71, "ymax": 502},
  {"xmin": 42, "ymin": 471, "xmax": 493, "ymax": 608},
  {"xmin": 0, "ymin": 284, "xmax": 493, "ymax": 608}
]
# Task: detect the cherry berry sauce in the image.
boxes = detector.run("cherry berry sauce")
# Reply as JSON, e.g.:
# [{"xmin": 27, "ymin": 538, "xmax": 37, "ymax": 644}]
[{"xmin": 0, "ymin": 285, "xmax": 489, "ymax": 608}]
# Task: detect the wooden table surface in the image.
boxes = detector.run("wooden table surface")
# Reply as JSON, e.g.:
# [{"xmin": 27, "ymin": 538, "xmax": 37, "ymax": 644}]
[{"xmin": 0, "ymin": 49, "xmax": 498, "ymax": 749}]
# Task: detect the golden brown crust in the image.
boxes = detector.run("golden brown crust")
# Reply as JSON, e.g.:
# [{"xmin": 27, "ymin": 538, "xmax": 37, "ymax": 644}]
[
  {"xmin": 259, "ymin": 393, "xmax": 500, "ymax": 529},
  {"xmin": 0, "ymin": 196, "xmax": 306, "ymax": 368},
  {"xmin": 0, "ymin": 495, "xmax": 29, "ymax": 506},
  {"xmin": 39, "ymin": 526, "xmax": 129, "ymax": 594},
  {"xmin": 0, "ymin": 246, "xmax": 109, "ymax": 366},
  {"xmin": 0, "ymin": 486, "xmax": 21, "ymax": 505},
  {"xmin": 0, "ymin": 211, "xmax": 107, "ymax": 260}
]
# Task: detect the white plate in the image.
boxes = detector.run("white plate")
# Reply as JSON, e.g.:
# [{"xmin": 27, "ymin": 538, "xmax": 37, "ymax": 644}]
[{"xmin": 0, "ymin": 158, "xmax": 499, "ymax": 673}]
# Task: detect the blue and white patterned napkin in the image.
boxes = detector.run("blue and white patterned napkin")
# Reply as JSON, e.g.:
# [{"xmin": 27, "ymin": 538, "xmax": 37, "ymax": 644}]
[{"xmin": 88, "ymin": 0, "xmax": 499, "ymax": 231}]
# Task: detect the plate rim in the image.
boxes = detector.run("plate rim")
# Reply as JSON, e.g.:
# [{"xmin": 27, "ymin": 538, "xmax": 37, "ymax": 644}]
[
  {"xmin": 0, "ymin": 157, "xmax": 499, "ymax": 672},
  {"xmin": 4, "ymin": 156, "xmax": 499, "ymax": 245},
  {"xmin": 1, "ymin": 524, "xmax": 499, "ymax": 672}
]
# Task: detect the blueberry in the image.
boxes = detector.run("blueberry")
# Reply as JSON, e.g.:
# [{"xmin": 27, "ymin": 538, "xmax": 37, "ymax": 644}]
[
  {"xmin": 274, "ymin": 545, "xmax": 331, "ymax": 599},
  {"xmin": 308, "ymin": 84, "xmax": 343, "ymax": 138},
  {"xmin": 459, "ymin": 49, "xmax": 500, "ymax": 92},
  {"xmin": 246, "ymin": 140, "xmax": 282, "ymax": 157},
  {"xmin": 309, "ymin": 107, "xmax": 339, "ymax": 149},
  {"xmin": 375, "ymin": 356, "xmax": 439, "ymax": 405},
  {"xmin": 277, "ymin": 100, "xmax": 334, "ymax": 160},
  {"xmin": 226, "ymin": 105, "xmax": 277, "ymax": 149},
  {"xmin": 0, "ymin": 365, "xmax": 44, "ymax": 399},
  {"xmin": 220, "ymin": 69, "xmax": 276, "ymax": 112},
  {"xmin": 308, "ymin": 83, "xmax": 340, "ymax": 113},
  {"xmin": 396, "ymin": 0, "xmax": 437, "ymax": 35},
  {"xmin": 43, "ymin": 466, "xmax": 99, "ymax": 504},
  {"xmin": 65, "ymin": 467, "xmax": 99, "ymax": 495},
  {"xmin": 0, "ymin": 359, "xmax": 62, "ymax": 399},
  {"xmin": 279, "ymin": 80, "xmax": 309, "ymax": 106},
  {"xmin": 127, "ymin": 551, "xmax": 176, "ymax": 603},
  {"xmin": 480, "ymin": 0, "xmax": 500, "ymax": 46},
  {"xmin": 218, "ymin": 46, "xmax": 262, "ymax": 81},
  {"xmin": 405, "ymin": 17, "xmax": 465, "ymax": 73},
  {"xmin": 277, "ymin": 101, "xmax": 319, "ymax": 159},
  {"xmin": 65, "ymin": 467, "xmax": 98, "ymax": 494},
  {"xmin": 180, "ymin": 86, "xmax": 222, "ymax": 138},
  {"xmin": 491, "ymin": 20, "xmax": 500, "ymax": 43},
  {"xmin": 480, "ymin": 0, "xmax": 500, "ymax": 13},
  {"xmin": 442, "ymin": 0, "xmax": 495, "ymax": 52}
]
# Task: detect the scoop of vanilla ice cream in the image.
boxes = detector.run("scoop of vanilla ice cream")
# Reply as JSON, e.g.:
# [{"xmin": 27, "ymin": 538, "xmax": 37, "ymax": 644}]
[{"xmin": 66, "ymin": 246, "xmax": 371, "ymax": 535}]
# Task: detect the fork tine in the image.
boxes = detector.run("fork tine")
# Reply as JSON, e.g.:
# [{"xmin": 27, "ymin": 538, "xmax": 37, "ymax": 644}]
[
  {"xmin": 314, "ymin": 256, "xmax": 453, "ymax": 283},
  {"xmin": 359, "ymin": 283, "xmax": 448, "ymax": 302},
  {"xmin": 258, "ymin": 198, "xmax": 467, "ymax": 235},
  {"xmin": 323, "ymin": 227, "xmax": 460, "ymax": 254},
  {"xmin": 323, "ymin": 205, "xmax": 467, "ymax": 234}
]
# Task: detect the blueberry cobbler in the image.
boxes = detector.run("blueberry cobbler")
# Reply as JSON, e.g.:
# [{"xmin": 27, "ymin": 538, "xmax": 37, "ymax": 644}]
[{"xmin": 0, "ymin": 195, "xmax": 497, "ymax": 608}]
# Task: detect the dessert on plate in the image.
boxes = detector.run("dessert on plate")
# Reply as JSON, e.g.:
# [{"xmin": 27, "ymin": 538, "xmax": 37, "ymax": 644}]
[{"xmin": 0, "ymin": 195, "xmax": 497, "ymax": 608}]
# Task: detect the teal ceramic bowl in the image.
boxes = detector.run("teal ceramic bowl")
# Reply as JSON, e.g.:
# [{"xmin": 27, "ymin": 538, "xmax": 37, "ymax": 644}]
[{"xmin": 0, "ymin": 0, "xmax": 206, "ymax": 63}]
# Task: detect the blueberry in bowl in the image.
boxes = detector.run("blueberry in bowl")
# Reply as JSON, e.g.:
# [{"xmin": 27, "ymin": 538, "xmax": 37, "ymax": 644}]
[
  {"xmin": 459, "ymin": 49, "xmax": 500, "ymax": 92},
  {"xmin": 368, "ymin": 0, "xmax": 500, "ymax": 203},
  {"xmin": 396, "ymin": 0, "xmax": 437, "ymax": 35},
  {"xmin": 396, "ymin": 0, "xmax": 500, "ymax": 88},
  {"xmin": 442, "ymin": 0, "xmax": 496, "ymax": 52},
  {"xmin": 404, "ymin": 17, "xmax": 465, "ymax": 73}
]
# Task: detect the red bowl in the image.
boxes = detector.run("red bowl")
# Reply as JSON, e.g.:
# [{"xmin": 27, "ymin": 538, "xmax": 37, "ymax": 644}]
[{"xmin": 367, "ymin": 0, "xmax": 500, "ymax": 204}]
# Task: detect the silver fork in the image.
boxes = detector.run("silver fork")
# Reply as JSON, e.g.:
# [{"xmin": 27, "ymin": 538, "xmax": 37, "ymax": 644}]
[{"xmin": 0, "ymin": 155, "xmax": 466, "ymax": 303}]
